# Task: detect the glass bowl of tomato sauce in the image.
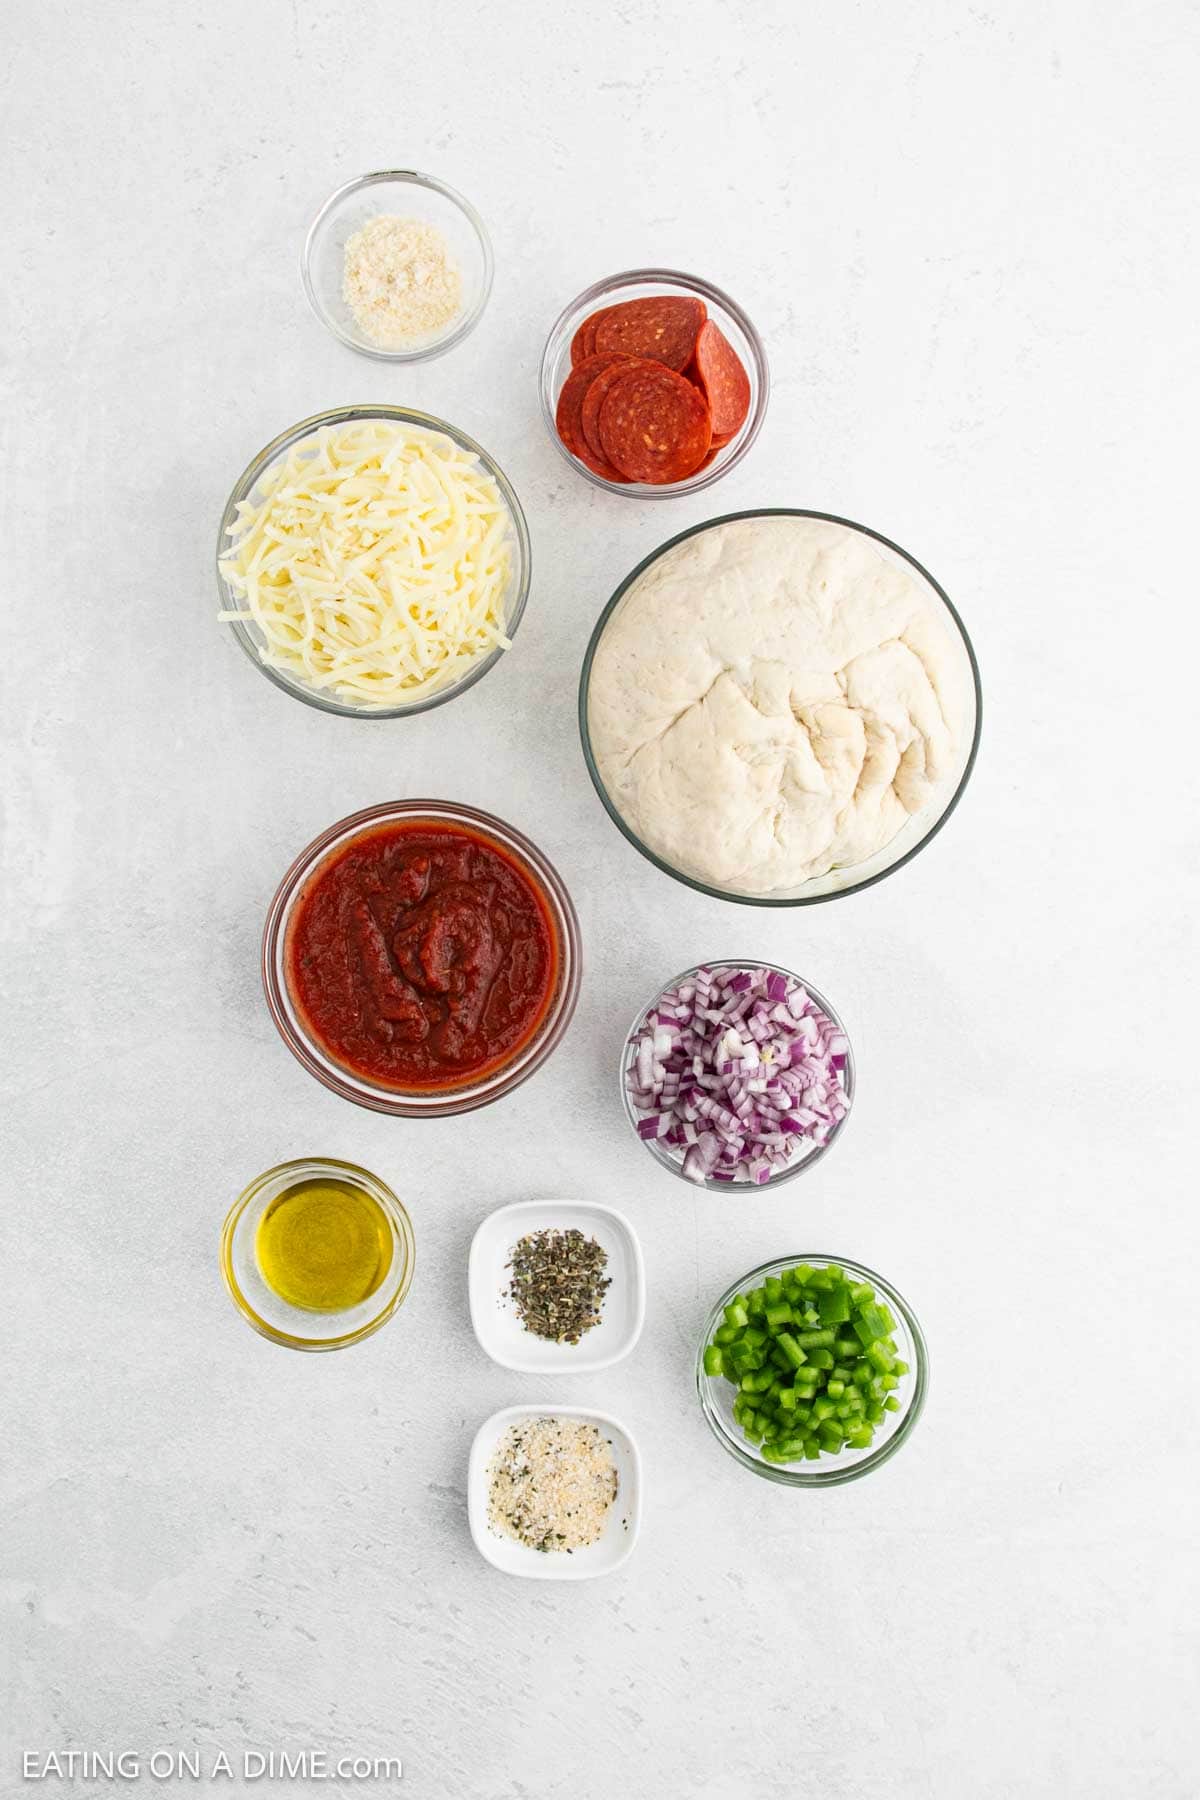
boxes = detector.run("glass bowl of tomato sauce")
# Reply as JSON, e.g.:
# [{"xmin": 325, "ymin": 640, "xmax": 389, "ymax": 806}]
[{"xmin": 263, "ymin": 801, "xmax": 582, "ymax": 1116}]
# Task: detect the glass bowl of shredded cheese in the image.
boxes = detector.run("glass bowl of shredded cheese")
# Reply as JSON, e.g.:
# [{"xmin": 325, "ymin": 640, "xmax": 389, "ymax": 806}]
[
  {"xmin": 302, "ymin": 170, "xmax": 492, "ymax": 361},
  {"xmin": 216, "ymin": 405, "xmax": 531, "ymax": 717}
]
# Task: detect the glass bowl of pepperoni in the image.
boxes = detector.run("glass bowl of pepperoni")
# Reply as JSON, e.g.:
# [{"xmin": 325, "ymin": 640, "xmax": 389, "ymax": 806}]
[
  {"xmin": 262, "ymin": 800, "xmax": 582, "ymax": 1117},
  {"xmin": 540, "ymin": 269, "xmax": 769, "ymax": 497}
]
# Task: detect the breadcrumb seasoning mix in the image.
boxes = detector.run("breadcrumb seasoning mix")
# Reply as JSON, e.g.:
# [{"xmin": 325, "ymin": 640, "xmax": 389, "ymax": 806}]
[
  {"xmin": 487, "ymin": 1417, "xmax": 619, "ymax": 1553},
  {"xmin": 342, "ymin": 214, "xmax": 463, "ymax": 348}
]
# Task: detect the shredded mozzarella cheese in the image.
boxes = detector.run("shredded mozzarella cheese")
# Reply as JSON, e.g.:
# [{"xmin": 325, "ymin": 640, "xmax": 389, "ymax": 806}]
[{"xmin": 219, "ymin": 418, "xmax": 514, "ymax": 707}]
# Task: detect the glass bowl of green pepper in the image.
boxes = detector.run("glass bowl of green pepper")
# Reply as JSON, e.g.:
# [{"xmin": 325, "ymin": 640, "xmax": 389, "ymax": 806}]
[{"xmin": 696, "ymin": 1255, "xmax": 928, "ymax": 1486}]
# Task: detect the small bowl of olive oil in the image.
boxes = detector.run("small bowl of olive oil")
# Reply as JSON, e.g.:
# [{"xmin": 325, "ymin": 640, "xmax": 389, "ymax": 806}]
[{"xmin": 221, "ymin": 1158, "xmax": 414, "ymax": 1350}]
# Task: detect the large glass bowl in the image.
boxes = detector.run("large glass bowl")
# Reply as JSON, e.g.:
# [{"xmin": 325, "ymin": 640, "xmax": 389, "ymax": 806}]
[
  {"xmin": 301, "ymin": 170, "xmax": 492, "ymax": 362},
  {"xmin": 262, "ymin": 800, "xmax": 582, "ymax": 1117},
  {"xmin": 539, "ymin": 268, "xmax": 769, "ymax": 498},
  {"xmin": 697, "ymin": 1255, "xmax": 928, "ymax": 1486},
  {"xmin": 580, "ymin": 509, "xmax": 982, "ymax": 904},
  {"xmin": 621, "ymin": 961, "xmax": 855, "ymax": 1190},
  {"xmin": 216, "ymin": 405, "xmax": 530, "ymax": 719}
]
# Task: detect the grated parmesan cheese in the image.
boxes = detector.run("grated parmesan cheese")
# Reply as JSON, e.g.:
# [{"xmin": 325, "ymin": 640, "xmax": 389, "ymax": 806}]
[
  {"xmin": 342, "ymin": 215, "xmax": 462, "ymax": 348},
  {"xmin": 487, "ymin": 1417, "xmax": 619, "ymax": 1554},
  {"xmin": 218, "ymin": 418, "xmax": 514, "ymax": 708}
]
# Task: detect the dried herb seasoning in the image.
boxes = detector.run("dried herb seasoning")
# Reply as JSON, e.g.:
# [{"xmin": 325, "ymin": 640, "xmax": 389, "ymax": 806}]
[{"xmin": 505, "ymin": 1228, "xmax": 611, "ymax": 1343}]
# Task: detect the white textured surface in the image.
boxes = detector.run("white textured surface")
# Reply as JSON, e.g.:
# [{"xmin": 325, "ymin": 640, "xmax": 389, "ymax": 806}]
[{"xmin": 3, "ymin": 3, "xmax": 1197, "ymax": 1796}]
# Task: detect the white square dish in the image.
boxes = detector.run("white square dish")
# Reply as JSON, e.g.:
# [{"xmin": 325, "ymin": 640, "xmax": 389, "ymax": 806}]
[
  {"xmin": 467, "ymin": 1404, "xmax": 642, "ymax": 1580},
  {"xmin": 468, "ymin": 1200, "xmax": 645, "ymax": 1373}
]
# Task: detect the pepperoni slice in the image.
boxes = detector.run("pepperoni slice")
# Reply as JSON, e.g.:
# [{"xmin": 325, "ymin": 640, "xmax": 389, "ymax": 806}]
[
  {"xmin": 597, "ymin": 365, "xmax": 713, "ymax": 484},
  {"xmin": 581, "ymin": 356, "xmax": 659, "ymax": 461},
  {"xmin": 555, "ymin": 352, "xmax": 633, "ymax": 480},
  {"xmin": 594, "ymin": 295, "xmax": 707, "ymax": 372},
  {"xmin": 569, "ymin": 305, "xmax": 617, "ymax": 367},
  {"xmin": 682, "ymin": 365, "xmax": 731, "ymax": 449},
  {"xmin": 691, "ymin": 319, "xmax": 751, "ymax": 442}
]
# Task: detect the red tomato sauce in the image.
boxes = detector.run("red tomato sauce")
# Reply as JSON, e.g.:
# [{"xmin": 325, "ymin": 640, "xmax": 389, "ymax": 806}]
[{"xmin": 285, "ymin": 821, "xmax": 558, "ymax": 1091}]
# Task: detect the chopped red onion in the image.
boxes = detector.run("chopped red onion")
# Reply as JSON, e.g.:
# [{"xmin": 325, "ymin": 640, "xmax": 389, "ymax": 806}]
[{"xmin": 627, "ymin": 964, "xmax": 850, "ymax": 1185}]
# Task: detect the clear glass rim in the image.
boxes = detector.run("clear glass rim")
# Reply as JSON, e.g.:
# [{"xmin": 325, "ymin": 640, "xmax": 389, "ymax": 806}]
[
  {"xmin": 579, "ymin": 507, "xmax": 983, "ymax": 902},
  {"xmin": 219, "ymin": 1156, "xmax": 416, "ymax": 1352},
  {"xmin": 696, "ymin": 1253, "xmax": 929, "ymax": 1486},
  {"xmin": 261, "ymin": 800, "xmax": 583, "ymax": 1117},
  {"xmin": 538, "ymin": 267, "xmax": 770, "ymax": 498},
  {"xmin": 215, "ymin": 403, "xmax": 531, "ymax": 719},
  {"xmin": 620, "ymin": 961, "xmax": 855, "ymax": 1190},
  {"xmin": 300, "ymin": 169, "xmax": 494, "ymax": 364}
]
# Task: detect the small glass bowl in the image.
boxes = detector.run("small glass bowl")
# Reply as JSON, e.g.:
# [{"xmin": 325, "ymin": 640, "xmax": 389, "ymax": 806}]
[
  {"xmin": 301, "ymin": 170, "xmax": 493, "ymax": 361},
  {"xmin": 216, "ymin": 405, "xmax": 531, "ymax": 719},
  {"xmin": 220, "ymin": 1157, "xmax": 415, "ymax": 1352},
  {"xmin": 262, "ymin": 800, "xmax": 582, "ymax": 1117},
  {"xmin": 697, "ymin": 1255, "xmax": 928, "ymax": 1486},
  {"xmin": 539, "ymin": 268, "xmax": 769, "ymax": 497},
  {"xmin": 580, "ymin": 508, "xmax": 982, "ymax": 902},
  {"xmin": 621, "ymin": 961, "xmax": 854, "ymax": 1190}
]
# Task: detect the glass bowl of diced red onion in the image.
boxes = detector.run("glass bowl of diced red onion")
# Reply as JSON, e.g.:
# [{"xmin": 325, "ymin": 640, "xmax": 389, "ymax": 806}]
[{"xmin": 622, "ymin": 962, "xmax": 855, "ymax": 1189}]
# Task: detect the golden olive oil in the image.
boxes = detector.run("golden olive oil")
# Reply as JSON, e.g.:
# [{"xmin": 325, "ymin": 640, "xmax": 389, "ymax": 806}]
[{"xmin": 255, "ymin": 1176, "xmax": 393, "ymax": 1313}]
